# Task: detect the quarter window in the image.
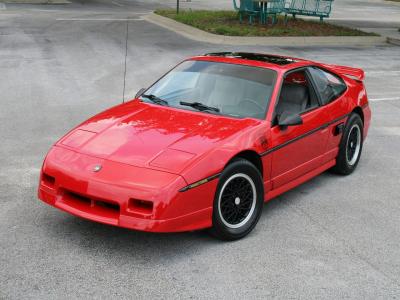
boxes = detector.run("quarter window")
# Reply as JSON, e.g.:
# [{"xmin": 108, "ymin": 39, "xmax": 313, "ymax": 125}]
[{"xmin": 308, "ymin": 67, "xmax": 347, "ymax": 105}]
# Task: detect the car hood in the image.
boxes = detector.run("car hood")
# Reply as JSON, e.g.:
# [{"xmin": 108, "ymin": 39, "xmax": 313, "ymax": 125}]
[{"xmin": 58, "ymin": 101, "xmax": 260, "ymax": 173}]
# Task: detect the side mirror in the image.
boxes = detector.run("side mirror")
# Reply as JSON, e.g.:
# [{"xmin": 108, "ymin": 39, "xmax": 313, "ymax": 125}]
[
  {"xmin": 135, "ymin": 88, "xmax": 146, "ymax": 98},
  {"xmin": 278, "ymin": 111, "xmax": 303, "ymax": 128}
]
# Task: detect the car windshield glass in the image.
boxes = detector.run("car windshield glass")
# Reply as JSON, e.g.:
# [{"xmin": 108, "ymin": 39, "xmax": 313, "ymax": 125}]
[{"xmin": 141, "ymin": 60, "xmax": 277, "ymax": 119}]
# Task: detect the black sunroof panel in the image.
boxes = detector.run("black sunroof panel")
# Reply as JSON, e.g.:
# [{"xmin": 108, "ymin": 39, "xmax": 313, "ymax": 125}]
[{"xmin": 204, "ymin": 52, "xmax": 297, "ymax": 65}]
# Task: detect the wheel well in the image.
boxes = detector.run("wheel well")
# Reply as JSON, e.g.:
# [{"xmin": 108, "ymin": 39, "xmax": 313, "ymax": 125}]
[
  {"xmin": 229, "ymin": 150, "xmax": 263, "ymax": 177},
  {"xmin": 352, "ymin": 106, "xmax": 364, "ymax": 124}
]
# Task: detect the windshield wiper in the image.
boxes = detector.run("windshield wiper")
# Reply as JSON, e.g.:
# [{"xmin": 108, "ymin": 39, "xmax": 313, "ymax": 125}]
[
  {"xmin": 179, "ymin": 101, "xmax": 220, "ymax": 113},
  {"xmin": 141, "ymin": 94, "xmax": 169, "ymax": 106}
]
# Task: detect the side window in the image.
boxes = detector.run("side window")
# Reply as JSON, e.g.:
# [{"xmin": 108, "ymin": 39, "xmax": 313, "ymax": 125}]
[
  {"xmin": 275, "ymin": 70, "xmax": 319, "ymax": 118},
  {"xmin": 308, "ymin": 67, "xmax": 347, "ymax": 105}
]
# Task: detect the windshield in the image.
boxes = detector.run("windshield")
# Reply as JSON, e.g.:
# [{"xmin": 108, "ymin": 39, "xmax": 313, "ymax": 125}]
[{"xmin": 141, "ymin": 60, "xmax": 277, "ymax": 119}]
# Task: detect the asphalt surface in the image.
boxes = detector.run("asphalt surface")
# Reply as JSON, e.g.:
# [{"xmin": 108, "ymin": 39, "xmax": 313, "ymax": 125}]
[{"xmin": 1, "ymin": 1, "xmax": 400, "ymax": 299}]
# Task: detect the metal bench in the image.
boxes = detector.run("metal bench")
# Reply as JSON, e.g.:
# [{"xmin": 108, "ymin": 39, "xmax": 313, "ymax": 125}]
[
  {"xmin": 284, "ymin": 0, "xmax": 334, "ymax": 22},
  {"xmin": 233, "ymin": 0, "xmax": 261, "ymax": 24},
  {"xmin": 264, "ymin": 0, "xmax": 285, "ymax": 24}
]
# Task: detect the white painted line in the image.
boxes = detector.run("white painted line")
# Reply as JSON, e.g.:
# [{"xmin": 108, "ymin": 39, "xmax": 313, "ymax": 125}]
[
  {"xmin": 32, "ymin": 9, "xmax": 63, "ymax": 12},
  {"xmin": 369, "ymin": 91, "xmax": 400, "ymax": 96},
  {"xmin": 366, "ymin": 70, "xmax": 400, "ymax": 75},
  {"xmin": 112, "ymin": 1, "xmax": 124, "ymax": 7},
  {"xmin": 0, "ymin": 3, "xmax": 6, "ymax": 10},
  {"xmin": 56, "ymin": 18, "xmax": 144, "ymax": 21},
  {"xmin": 369, "ymin": 97, "xmax": 400, "ymax": 102}
]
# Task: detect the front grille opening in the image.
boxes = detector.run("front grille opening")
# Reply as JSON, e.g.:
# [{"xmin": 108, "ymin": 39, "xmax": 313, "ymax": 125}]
[
  {"xmin": 128, "ymin": 199, "xmax": 153, "ymax": 215},
  {"xmin": 60, "ymin": 189, "xmax": 120, "ymax": 223},
  {"xmin": 95, "ymin": 200, "xmax": 119, "ymax": 212},
  {"xmin": 63, "ymin": 190, "xmax": 119, "ymax": 213},
  {"xmin": 42, "ymin": 173, "xmax": 55, "ymax": 188},
  {"xmin": 64, "ymin": 190, "xmax": 91, "ymax": 205}
]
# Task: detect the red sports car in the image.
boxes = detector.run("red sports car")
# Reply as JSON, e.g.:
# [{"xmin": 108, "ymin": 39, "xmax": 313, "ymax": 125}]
[{"xmin": 38, "ymin": 52, "xmax": 371, "ymax": 240}]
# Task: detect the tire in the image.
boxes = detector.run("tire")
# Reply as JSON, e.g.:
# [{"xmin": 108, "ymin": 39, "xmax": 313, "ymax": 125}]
[
  {"xmin": 210, "ymin": 158, "xmax": 264, "ymax": 241},
  {"xmin": 331, "ymin": 113, "xmax": 364, "ymax": 175}
]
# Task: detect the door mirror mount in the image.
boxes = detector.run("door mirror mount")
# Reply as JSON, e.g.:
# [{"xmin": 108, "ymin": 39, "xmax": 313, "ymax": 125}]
[
  {"xmin": 277, "ymin": 111, "xmax": 303, "ymax": 128},
  {"xmin": 135, "ymin": 88, "xmax": 147, "ymax": 99}
]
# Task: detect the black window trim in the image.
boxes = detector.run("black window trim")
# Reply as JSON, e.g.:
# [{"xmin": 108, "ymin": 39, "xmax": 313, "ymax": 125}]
[
  {"xmin": 306, "ymin": 65, "xmax": 348, "ymax": 106},
  {"xmin": 271, "ymin": 66, "xmax": 323, "ymax": 127}
]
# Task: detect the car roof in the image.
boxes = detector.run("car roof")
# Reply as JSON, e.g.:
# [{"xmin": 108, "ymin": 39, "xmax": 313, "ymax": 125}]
[{"xmin": 190, "ymin": 52, "xmax": 314, "ymax": 71}]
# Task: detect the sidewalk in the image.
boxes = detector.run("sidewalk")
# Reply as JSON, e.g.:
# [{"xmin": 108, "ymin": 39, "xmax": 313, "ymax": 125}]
[{"xmin": 327, "ymin": 0, "xmax": 400, "ymax": 44}]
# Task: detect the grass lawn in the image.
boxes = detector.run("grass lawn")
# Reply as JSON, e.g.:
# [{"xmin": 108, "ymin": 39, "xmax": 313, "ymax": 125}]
[{"xmin": 155, "ymin": 10, "xmax": 378, "ymax": 37}]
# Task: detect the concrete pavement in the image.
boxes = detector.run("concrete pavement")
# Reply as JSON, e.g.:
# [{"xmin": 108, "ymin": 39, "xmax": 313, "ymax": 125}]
[{"xmin": 1, "ymin": 1, "xmax": 400, "ymax": 299}]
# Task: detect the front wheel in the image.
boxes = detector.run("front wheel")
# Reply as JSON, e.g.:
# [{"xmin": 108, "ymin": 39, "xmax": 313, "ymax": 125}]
[
  {"xmin": 210, "ymin": 159, "xmax": 264, "ymax": 241},
  {"xmin": 331, "ymin": 113, "xmax": 364, "ymax": 175}
]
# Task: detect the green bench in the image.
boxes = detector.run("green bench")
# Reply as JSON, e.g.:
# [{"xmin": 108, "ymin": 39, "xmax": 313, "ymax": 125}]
[
  {"xmin": 233, "ymin": 0, "xmax": 285, "ymax": 24},
  {"xmin": 265, "ymin": 0, "xmax": 285, "ymax": 24},
  {"xmin": 284, "ymin": 0, "xmax": 334, "ymax": 22},
  {"xmin": 232, "ymin": 0, "xmax": 334, "ymax": 24},
  {"xmin": 233, "ymin": 0, "xmax": 261, "ymax": 24}
]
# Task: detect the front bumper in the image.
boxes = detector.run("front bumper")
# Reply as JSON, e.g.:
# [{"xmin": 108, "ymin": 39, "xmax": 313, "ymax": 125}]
[{"xmin": 38, "ymin": 146, "xmax": 217, "ymax": 232}]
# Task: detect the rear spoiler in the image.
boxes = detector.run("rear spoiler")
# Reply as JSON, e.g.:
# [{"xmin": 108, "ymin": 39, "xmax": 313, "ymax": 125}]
[{"xmin": 320, "ymin": 63, "xmax": 365, "ymax": 81}]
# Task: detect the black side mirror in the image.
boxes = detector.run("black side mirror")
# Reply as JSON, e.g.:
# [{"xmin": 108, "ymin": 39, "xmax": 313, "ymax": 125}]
[
  {"xmin": 278, "ymin": 111, "xmax": 303, "ymax": 128},
  {"xmin": 135, "ymin": 88, "xmax": 146, "ymax": 98}
]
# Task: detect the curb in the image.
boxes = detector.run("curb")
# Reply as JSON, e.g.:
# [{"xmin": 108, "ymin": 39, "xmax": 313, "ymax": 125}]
[
  {"xmin": 0, "ymin": 0, "xmax": 70, "ymax": 3},
  {"xmin": 143, "ymin": 13, "xmax": 387, "ymax": 47}
]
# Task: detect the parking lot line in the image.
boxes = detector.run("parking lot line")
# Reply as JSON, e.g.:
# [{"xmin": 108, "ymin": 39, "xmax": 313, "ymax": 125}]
[
  {"xmin": 366, "ymin": 70, "xmax": 400, "ymax": 75},
  {"xmin": 112, "ymin": 1, "xmax": 124, "ymax": 7},
  {"xmin": 369, "ymin": 97, "xmax": 400, "ymax": 102}
]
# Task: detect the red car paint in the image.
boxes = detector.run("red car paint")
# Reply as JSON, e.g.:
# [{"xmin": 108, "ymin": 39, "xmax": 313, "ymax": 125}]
[{"xmin": 38, "ymin": 53, "xmax": 371, "ymax": 232}]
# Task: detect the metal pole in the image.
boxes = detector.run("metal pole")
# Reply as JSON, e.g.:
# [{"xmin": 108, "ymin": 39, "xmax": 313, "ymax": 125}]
[{"xmin": 177, "ymin": 0, "xmax": 180, "ymax": 14}]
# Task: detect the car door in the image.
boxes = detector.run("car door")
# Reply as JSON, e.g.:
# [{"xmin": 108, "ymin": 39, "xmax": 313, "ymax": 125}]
[
  {"xmin": 269, "ymin": 68, "xmax": 330, "ymax": 189},
  {"xmin": 307, "ymin": 66, "xmax": 349, "ymax": 164}
]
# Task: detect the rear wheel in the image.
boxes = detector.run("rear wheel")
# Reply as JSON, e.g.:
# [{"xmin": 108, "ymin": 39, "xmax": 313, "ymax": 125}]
[
  {"xmin": 332, "ymin": 113, "xmax": 363, "ymax": 175},
  {"xmin": 210, "ymin": 159, "xmax": 264, "ymax": 241}
]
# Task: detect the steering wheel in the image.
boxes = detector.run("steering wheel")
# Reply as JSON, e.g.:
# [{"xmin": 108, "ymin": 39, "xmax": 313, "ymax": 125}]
[{"xmin": 239, "ymin": 98, "xmax": 264, "ymax": 113}]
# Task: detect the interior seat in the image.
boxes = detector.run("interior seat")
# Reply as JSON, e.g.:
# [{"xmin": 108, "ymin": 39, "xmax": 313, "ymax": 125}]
[
  {"xmin": 275, "ymin": 83, "xmax": 309, "ymax": 116},
  {"xmin": 207, "ymin": 77, "xmax": 244, "ymax": 108}
]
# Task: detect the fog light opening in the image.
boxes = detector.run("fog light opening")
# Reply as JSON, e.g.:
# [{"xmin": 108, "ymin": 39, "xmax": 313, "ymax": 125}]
[
  {"xmin": 42, "ymin": 173, "xmax": 55, "ymax": 188},
  {"xmin": 128, "ymin": 199, "xmax": 154, "ymax": 215}
]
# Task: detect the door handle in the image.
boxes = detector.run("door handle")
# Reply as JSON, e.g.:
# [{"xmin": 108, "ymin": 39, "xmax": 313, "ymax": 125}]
[{"xmin": 334, "ymin": 123, "xmax": 345, "ymax": 136}]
